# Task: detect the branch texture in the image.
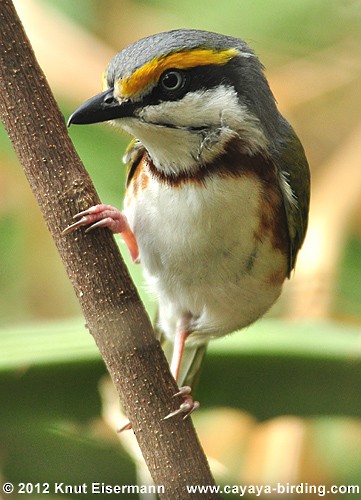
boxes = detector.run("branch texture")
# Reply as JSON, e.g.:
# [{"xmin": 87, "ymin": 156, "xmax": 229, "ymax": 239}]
[{"xmin": 0, "ymin": 1, "xmax": 219, "ymax": 497}]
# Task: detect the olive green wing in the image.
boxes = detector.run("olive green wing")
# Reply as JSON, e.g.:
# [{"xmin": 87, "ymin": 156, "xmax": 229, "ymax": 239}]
[{"xmin": 276, "ymin": 126, "xmax": 311, "ymax": 274}]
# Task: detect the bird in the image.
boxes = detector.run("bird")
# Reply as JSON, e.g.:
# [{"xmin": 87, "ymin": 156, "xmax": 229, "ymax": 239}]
[{"xmin": 63, "ymin": 29, "xmax": 310, "ymax": 420}]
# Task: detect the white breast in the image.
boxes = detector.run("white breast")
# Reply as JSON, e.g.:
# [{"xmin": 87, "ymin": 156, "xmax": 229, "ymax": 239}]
[{"xmin": 124, "ymin": 173, "xmax": 287, "ymax": 344}]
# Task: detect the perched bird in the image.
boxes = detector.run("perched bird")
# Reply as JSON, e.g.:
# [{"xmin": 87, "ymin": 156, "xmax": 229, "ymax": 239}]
[{"xmin": 64, "ymin": 29, "xmax": 310, "ymax": 419}]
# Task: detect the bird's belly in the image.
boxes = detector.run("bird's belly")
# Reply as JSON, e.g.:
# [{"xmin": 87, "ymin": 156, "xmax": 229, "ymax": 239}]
[{"xmin": 125, "ymin": 174, "xmax": 288, "ymax": 343}]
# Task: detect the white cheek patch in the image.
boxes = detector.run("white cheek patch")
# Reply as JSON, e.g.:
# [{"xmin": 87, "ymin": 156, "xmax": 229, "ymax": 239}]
[
  {"xmin": 139, "ymin": 85, "xmax": 268, "ymax": 152},
  {"xmin": 139, "ymin": 85, "xmax": 240, "ymax": 129},
  {"xmin": 117, "ymin": 85, "xmax": 269, "ymax": 174}
]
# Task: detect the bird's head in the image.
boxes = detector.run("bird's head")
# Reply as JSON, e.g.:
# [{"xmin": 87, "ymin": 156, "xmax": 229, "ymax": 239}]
[{"xmin": 69, "ymin": 29, "xmax": 282, "ymax": 175}]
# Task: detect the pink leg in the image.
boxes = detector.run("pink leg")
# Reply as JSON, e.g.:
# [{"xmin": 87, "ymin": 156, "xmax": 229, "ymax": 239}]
[
  {"xmin": 62, "ymin": 204, "xmax": 139, "ymax": 263},
  {"xmin": 118, "ymin": 316, "xmax": 199, "ymax": 429},
  {"xmin": 170, "ymin": 317, "xmax": 190, "ymax": 382},
  {"xmin": 164, "ymin": 315, "xmax": 200, "ymax": 420}
]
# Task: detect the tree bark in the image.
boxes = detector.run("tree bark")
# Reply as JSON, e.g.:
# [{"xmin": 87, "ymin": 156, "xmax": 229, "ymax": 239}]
[{"xmin": 0, "ymin": 1, "xmax": 220, "ymax": 497}]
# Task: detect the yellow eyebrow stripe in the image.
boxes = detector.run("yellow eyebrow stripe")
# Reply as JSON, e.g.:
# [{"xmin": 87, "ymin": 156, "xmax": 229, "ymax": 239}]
[{"xmin": 119, "ymin": 47, "xmax": 238, "ymax": 98}]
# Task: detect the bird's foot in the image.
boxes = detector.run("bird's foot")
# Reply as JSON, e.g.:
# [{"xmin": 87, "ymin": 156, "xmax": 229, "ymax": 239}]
[
  {"xmin": 163, "ymin": 386, "xmax": 200, "ymax": 421},
  {"xmin": 114, "ymin": 387, "xmax": 200, "ymax": 431},
  {"xmin": 62, "ymin": 204, "xmax": 139, "ymax": 263},
  {"xmin": 62, "ymin": 204, "xmax": 130, "ymax": 236}
]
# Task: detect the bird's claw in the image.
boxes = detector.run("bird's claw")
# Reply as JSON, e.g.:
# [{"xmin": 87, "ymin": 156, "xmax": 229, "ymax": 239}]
[
  {"xmin": 72, "ymin": 207, "xmax": 97, "ymax": 219},
  {"xmin": 62, "ymin": 204, "xmax": 124, "ymax": 236},
  {"xmin": 173, "ymin": 385, "xmax": 192, "ymax": 397},
  {"xmin": 107, "ymin": 387, "xmax": 199, "ymax": 432},
  {"xmin": 61, "ymin": 216, "xmax": 89, "ymax": 235},
  {"xmin": 163, "ymin": 400, "xmax": 200, "ymax": 420},
  {"xmin": 163, "ymin": 386, "xmax": 200, "ymax": 421},
  {"xmin": 61, "ymin": 204, "xmax": 140, "ymax": 263}
]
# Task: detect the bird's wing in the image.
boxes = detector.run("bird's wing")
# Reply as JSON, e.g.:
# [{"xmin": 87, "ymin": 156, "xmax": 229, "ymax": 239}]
[{"xmin": 276, "ymin": 127, "xmax": 311, "ymax": 274}]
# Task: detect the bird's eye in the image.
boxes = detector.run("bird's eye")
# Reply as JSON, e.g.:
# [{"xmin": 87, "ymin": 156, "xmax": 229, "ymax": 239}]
[{"xmin": 159, "ymin": 70, "xmax": 185, "ymax": 92}]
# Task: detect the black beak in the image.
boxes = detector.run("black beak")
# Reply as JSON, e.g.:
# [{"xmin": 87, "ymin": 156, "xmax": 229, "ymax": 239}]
[{"xmin": 67, "ymin": 88, "xmax": 134, "ymax": 127}]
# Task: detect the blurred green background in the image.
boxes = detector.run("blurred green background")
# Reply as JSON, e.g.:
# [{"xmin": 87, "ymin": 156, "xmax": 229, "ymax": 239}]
[{"xmin": 1, "ymin": 0, "xmax": 361, "ymax": 498}]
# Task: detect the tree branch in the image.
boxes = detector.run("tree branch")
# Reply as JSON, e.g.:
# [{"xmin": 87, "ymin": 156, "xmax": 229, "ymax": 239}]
[{"xmin": 0, "ymin": 1, "xmax": 220, "ymax": 497}]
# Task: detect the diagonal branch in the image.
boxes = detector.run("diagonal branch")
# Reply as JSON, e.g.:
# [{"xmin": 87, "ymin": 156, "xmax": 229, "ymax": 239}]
[{"xmin": 0, "ymin": 1, "xmax": 219, "ymax": 497}]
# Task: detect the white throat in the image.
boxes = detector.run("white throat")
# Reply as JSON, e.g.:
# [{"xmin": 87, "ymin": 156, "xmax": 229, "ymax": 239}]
[{"xmin": 115, "ymin": 85, "xmax": 268, "ymax": 176}]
